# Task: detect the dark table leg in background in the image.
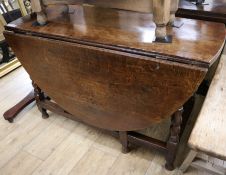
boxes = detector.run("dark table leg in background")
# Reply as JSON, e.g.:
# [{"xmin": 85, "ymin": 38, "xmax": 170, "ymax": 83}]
[{"xmin": 3, "ymin": 90, "xmax": 35, "ymax": 123}]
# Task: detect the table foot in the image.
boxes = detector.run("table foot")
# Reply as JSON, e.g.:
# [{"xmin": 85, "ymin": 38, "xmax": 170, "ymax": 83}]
[
  {"xmin": 154, "ymin": 35, "xmax": 172, "ymax": 43},
  {"xmin": 119, "ymin": 131, "xmax": 130, "ymax": 153},
  {"xmin": 168, "ymin": 20, "xmax": 184, "ymax": 28},
  {"xmin": 3, "ymin": 91, "xmax": 35, "ymax": 123},
  {"xmin": 191, "ymin": 1, "xmax": 209, "ymax": 6},
  {"xmin": 41, "ymin": 108, "xmax": 49, "ymax": 119}
]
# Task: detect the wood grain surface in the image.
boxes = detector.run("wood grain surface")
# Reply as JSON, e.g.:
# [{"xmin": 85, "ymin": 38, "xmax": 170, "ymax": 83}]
[
  {"xmin": 5, "ymin": 5, "xmax": 225, "ymax": 67},
  {"xmin": 4, "ymin": 31, "xmax": 206, "ymax": 131},
  {"xmin": 4, "ymin": 6, "xmax": 225, "ymax": 131}
]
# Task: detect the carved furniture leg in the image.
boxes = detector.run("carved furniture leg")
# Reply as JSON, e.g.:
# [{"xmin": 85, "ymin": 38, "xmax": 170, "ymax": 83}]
[
  {"xmin": 165, "ymin": 107, "xmax": 183, "ymax": 170},
  {"xmin": 153, "ymin": 0, "xmax": 172, "ymax": 43},
  {"xmin": 31, "ymin": 0, "xmax": 47, "ymax": 25},
  {"xmin": 119, "ymin": 131, "xmax": 130, "ymax": 153},
  {"xmin": 32, "ymin": 82, "xmax": 49, "ymax": 119},
  {"xmin": 170, "ymin": 0, "xmax": 179, "ymax": 24},
  {"xmin": 196, "ymin": 0, "xmax": 205, "ymax": 5},
  {"xmin": 3, "ymin": 91, "xmax": 35, "ymax": 123},
  {"xmin": 195, "ymin": 0, "xmax": 207, "ymax": 5},
  {"xmin": 169, "ymin": 0, "xmax": 184, "ymax": 28},
  {"xmin": 190, "ymin": 0, "xmax": 208, "ymax": 5},
  {"xmin": 36, "ymin": 11, "xmax": 47, "ymax": 26}
]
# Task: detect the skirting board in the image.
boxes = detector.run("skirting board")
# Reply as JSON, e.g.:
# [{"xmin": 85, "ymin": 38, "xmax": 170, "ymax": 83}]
[{"xmin": 0, "ymin": 58, "xmax": 21, "ymax": 78}]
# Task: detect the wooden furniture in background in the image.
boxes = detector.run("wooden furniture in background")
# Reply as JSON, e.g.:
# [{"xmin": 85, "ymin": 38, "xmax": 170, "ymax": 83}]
[
  {"xmin": 177, "ymin": 0, "xmax": 226, "ymax": 24},
  {"xmin": 18, "ymin": 0, "xmax": 31, "ymax": 16},
  {"xmin": 0, "ymin": 0, "xmax": 31, "ymax": 78},
  {"xmin": 4, "ymin": 4, "xmax": 225, "ymax": 170},
  {"xmin": 31, "ymin": 0, "xmax": 180, "ymax": 42},
  {"xmin": 0, "ymin": 12, "xmax": 13, "ymax": 65},
  {"xmin": 0, "ymin": 58, "xmax": 20, "ymax": 77},
  {"xmin": 2, "ymin": 0, "xmax": 35, "ymax": 123},
  {"xmin": 0, "ymin": 0, "xmax": 19, "ymax": 78},
  {"xmin": 180, "ymin": 51, "xmax": 226, "ymax": 175}
]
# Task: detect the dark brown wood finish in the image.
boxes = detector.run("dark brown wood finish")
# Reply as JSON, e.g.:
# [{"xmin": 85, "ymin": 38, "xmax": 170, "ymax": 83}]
[
  {"xmin": 4, "ymin": 6, "xmax": 225, "ymax": 131},
  {"xmin": 32, "ymin": 82, "xmax": 49, "ymax": 119},
  {"xmin": 4, "ymin": 31, "xmax": 208, "ymax": 131},
  {"xmin": 177, "ymin": 0, "xmax": 226, "ymax": 24},
  {"xmin": 165, "ymin": 107, "xmax": 183, "ymax": 170},
  {"xmin": 4, "ymin": 0, "xmax": 226, "ymax": 124},
  {"xmin": 119, "ymin": 131, "xmax": 130, "ymax": 153},
  {"xmin": 3, "ymin": 91, "xmax": 35, "ymax": 122},
  {"xmin": 3, "ymin": 5, "xmax": 225, "ymax": 170},
  {"xmin": 5, "ymin": 6, "xmax": 225, "ymax": 66}
]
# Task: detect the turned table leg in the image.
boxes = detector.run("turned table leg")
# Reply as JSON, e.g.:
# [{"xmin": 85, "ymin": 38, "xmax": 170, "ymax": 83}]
[
  {"xmin": 169, "ymin": 0, "xmax": 184, "ymax": 28},
  {"xmin": 31, "ymin": 0, "xmax": 47, "ymax": 26},
  {"xmin": 165, "ymin": 107, "xmax": 183, "ymax": 170},
  {"xmin": 195, "ymin": 0, "xmax": 206, "ymax": 5},
  {"xmin": 3, "ymin": 91, "xmax": 35, "ymax": 123},
  {"xmin": 153, "ymin": 0, "xmax": 172, "ymax": 43},
  {"xmin": 190, "ymin": 0, "xmax": 208, "ymax": 5},
  {"xmin": 36, "ymin": 11, "xmax": 47, "ymax": 26},
  {"xmin": 170, "ymin": 0, "xmax": 179, "ymax": 24},
  {"xmin": 119, "ymin": 131, "xmax": 130, "ymax": 153},
  {"xmin": 32, "ymin": 82, "xmax": 49, "ymax": 119}
]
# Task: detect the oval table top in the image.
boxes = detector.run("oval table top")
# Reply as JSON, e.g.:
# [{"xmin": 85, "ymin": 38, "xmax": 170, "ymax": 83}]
[{"xmin": 6, "ymin": 5, "xmax": 225, "ymax": 68}]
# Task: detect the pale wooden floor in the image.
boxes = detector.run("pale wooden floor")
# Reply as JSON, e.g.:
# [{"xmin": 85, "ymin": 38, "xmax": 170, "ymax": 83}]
[{"xmin": 0, "ymin": 67, "xmax": 211, "ymax": 175}]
